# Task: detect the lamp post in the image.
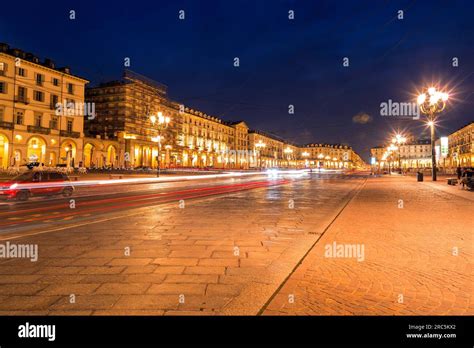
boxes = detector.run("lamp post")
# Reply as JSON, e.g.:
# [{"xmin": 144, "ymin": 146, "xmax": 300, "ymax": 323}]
[
  {"xmin": 255, "ymin": 140, "xmax": 266, "ymax": 170},
  {"xmin": 317, "ymin": 153, "xmax": 324, "ymax": 170},
  {"xmin": 382, "ymin": 152, "xmax": 388, "ymax": 173},
  {"xmin": 150, "ymin": 112, "xmax": 170, "ymax": 177},
  {"xmin": 324, "ymin": 155, "xmax": 330, "ymax": 169},
  {"xmin": 65, "ymin": 146, "xmax": 71, "ymax": 170},
  {"xmin": 284, "ymin": 147, "xmax": 293, "ymax": 168},
  {"xmin": 302, "ymin": 151, "xmax": 310, "ymax": 168},
  {"xmin": 165, "ymin": 145, "xmax": 172, "ymax": 168},
  {"xmin": 391, "ymin": 134, "xmax": 407, "ymax": 173},
  {"xmin": 417, "ymin": 86, "xmax": 449, "ymax": 181},
  {"xmin": 386, "ymin": 145, "xmax": 398, "ymax": 174}
]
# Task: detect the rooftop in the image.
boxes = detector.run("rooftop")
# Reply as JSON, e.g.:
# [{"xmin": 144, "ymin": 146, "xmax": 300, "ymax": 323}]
[{"xmin": 0, "ymin": 43, "xmax": 88, "ymax": 81}]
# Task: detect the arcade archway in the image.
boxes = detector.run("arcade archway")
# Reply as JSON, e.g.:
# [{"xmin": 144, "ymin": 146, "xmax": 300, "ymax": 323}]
[
  {"xmin": 84, "ymin": 143, "xmax": 95, "ymax": 168},
  {"xmin": 106, "ymin": 145, "xmax": 117, "ymax": 167},
  {"xmin": 27, "ymin": 136, "xmax": 46, "ymax": 164},
  {"xmin": 0, "ymin": 133, "xmax": 9, "ymax": 169},
  {"xmin": 60, "ymin": 140, "xmax": 77, "ymax": 167}
]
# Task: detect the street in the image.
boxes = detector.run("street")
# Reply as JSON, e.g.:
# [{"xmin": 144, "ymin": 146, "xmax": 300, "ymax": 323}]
[{"xmin": 0, "ymin": 172, "xmax": 471, "ymax": 315}]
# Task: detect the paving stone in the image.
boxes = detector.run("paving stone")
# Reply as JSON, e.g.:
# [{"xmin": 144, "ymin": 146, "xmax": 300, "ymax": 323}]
[
  {"xmin": 147, "ymin": 283, "xmax": 207, "ymax": 295},
  {"xmin": 113, "ymin": 295, "xmax": 179, "ymax": 310},
  {"xmin": 152, "ymin": 258, "xmax": 199, "ymax": 266},
  {"xmin": 184, "ymin": 266, "xmax": 226, "ymax": 275},
  {"xmin": 95, "ymin": 283, "xmax": 151, "ymax": 295},
  {"xmin": 153, "ymin": 266, "xmax": 185, "ymax": 274},
  {"xmin": 39, "ymin": 284, "xmax": 101, "ymax": 295},
  {"xmin": 49, "ymin": 295, "xmax": 120, "ymax": 310},
  {"xmin": 164, "ymin": 274, "xmax": 219, "ymax": 284}
]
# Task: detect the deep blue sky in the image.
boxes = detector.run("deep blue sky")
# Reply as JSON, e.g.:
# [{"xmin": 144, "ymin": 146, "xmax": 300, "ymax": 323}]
[{"xmin": 1, "ymin": 0, "xmax": 473, "ymax": 159}]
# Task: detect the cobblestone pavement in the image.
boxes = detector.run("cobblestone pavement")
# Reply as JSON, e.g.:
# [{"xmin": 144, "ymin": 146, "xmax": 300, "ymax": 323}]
[
  {"xmin": 0, "ymin": 174, "xmax": 363, "ymax": 315},
  {"xmin": 262, "ymin": 176, "xmax": 473, "ymax": 315}
]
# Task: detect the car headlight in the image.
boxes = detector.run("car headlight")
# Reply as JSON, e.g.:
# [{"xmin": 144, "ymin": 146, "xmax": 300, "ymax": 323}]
[{"xmin": 9, "ymin": 183, "xmax": 18, "ymax": 190}]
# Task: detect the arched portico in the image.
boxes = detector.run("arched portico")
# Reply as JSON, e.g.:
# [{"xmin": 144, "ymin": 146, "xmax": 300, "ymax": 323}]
[
  {"xmin": 26, "ymin": 136, "xmax": 47, "ymax": 164},
  {"xmin": 0, "ymin": 133, "xmax": 9, "ymax": 169},
  {"xmin": 60, "ymin": 140, "xmax": 77, "ymax": 167},
  {"xmin": 106, "ymin": 145, "xmax": 117, "ymax": 167}
]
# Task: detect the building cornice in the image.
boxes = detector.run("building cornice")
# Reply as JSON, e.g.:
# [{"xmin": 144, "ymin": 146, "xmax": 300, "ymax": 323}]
[{"xmin": 0, "ymin": 52, "xmax": 89, "ymax": 83}]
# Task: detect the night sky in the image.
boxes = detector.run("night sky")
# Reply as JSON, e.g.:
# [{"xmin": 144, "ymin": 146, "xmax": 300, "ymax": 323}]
[{"xmin": 1, "ymin": 0, "xmax": 473, "ymax": 159}]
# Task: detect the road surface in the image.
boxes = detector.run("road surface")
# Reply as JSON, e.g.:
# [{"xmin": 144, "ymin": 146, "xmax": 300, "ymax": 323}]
[{"xmin": 0, "ymin": 172, "xmax": 470, "ymax": 316}]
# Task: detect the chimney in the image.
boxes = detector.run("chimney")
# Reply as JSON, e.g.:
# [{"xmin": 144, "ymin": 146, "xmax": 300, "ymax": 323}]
[
  {"xmin": 10, "ymin": 48, "xmax": 23, "ymax": 57},
  {"xmin": 44, "ymin": 58, "xmax": 55, "ymax": 69},
  {"xmin": 26, "ymin": 53, "xmax": 40, "ymax": 64},
  {"xmin": 59, "ymin": 66, "xmax": 71, "ymax": 74}
]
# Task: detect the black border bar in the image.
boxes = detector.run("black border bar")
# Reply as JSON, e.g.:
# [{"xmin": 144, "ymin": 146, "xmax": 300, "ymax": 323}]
[{"xmin": 0, "ymin": 315, "xmax": 472, "ymax": 346}]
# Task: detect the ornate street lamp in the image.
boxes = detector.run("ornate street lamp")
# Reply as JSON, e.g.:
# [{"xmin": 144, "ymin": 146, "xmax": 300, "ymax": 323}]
[
  {"xmin": 316, "ymin": 153, "xmax": 324, "ymax": 170},
  {"xmin": 65, "ymin": 146, "xmax": 71, "ymax": 170},
  {"xmin": 150, "ymin": 112, "xmax": 170, "ymax": 177},
  {"xmin": 391, "ymin": 134, "xmax": 407, "ymax": 173},
  {"xmin": 417, "ymin": 86, "xmax": 449, "ymax": 181},
  {"xmin": 255, "ymin": 140, "xmax": 266, "ymax": 170},
  {"xmin": 386, "ymin": 145, "xmax": 398, "ymax": 174},
  {"xmin": 284, "ymin": 147, "xmax": 293, "ymax": 168},
  {"xmin": 302, "ymin": 151, "xmax": 310, "ymax": 168}
]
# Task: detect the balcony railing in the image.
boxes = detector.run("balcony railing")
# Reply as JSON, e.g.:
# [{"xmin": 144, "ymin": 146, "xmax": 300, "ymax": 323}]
[
  {"xmin": 0, "ymin": 121, "xmax": 14, "ymax": 130},
  {"xmin": 60, "ymin": 130, "xmax": 80, "ymax": 138},
  {"xmin": 27, "ymin": 125, "xmax": 51, "ymax": 135},
  {"xmin": 14, "ymin": 95, "xmax": 30, "ymax": 104}
]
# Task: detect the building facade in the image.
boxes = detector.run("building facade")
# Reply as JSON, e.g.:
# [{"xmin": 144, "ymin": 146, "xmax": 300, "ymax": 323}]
[
  {"xmin": 86, "ymin": 73, "xmax": 366, "ymax": 170},
  {"xmin": 0, "ymin": 43, "xmax": 367, "ymax": 171},
  {"xmin": 371, "ymin": 139, "xmax": 432, "ymax": 172},
  {"xmin": 85, "ymin": 70, "xmax": 182, "ymax": 169},
  {"xmin": 85, "ymin": 72, "xmax": 256, "ymax": 170},
  {"xmin": 399, "ymin": 139, "xmax": 432, "ymax": 169},
  {"xmin": 300, "ymin": 143, "xmax": 364, "ymax": 169},
  {"xmin": 179, "ymin": 112, "xmax": 249, "ymax": 169},
  {"xmin": 447, "ymin": 122, "xmax": 473, "ymax": 168},
  {"xmin": 248, "ymin": 131, "xmax": 365, "ymax": 169},
  {"xmin": 0, "ymin": 44, "xmax": 88, "ymax": 169},
  {"xmin": 371, "ymin": 122, "xmax": 474, "ymax": 173},
  {"xmin": 248, "ymin": 130, "xmax": 287, "ymax": 168},
  {"xmin": 370, "ymin": 146, "xmax": 386, "ymax": 172}
]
